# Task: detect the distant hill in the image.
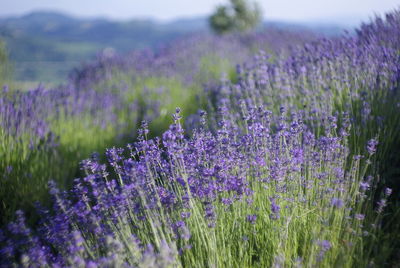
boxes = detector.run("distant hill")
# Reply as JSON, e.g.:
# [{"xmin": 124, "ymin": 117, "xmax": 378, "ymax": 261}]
[
  {"xmin": 0, "ymin": 11, "xmax": 346, "ymax": 83},
  {"xmin": 0, "ymin": 12, "xmax": 209, "ymax": 61},
  {"xmin": 0, "ymin": 12, "xmax": 213, "ymax": 82}
]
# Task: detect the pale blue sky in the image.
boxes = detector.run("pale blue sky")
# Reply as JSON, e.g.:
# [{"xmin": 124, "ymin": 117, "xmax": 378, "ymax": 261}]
[{"xmin": 1, "ymin": 0, "xmax": 399, "ymax": 25}]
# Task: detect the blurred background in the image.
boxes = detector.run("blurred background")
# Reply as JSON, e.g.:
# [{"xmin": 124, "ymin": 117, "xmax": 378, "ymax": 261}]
[{"xmin": 1, "ymin": 0, "xmax": 399, "ymax": 87}]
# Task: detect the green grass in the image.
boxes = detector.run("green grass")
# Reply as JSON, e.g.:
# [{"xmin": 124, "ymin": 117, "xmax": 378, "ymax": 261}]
[{"xmin": 0, "ymin": 113, "xmax": 127, "ymax": 224}]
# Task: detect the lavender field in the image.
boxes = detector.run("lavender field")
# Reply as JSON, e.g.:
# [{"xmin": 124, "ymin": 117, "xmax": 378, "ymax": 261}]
[{"xmin": 1, "ymin": 8, "xmax": 400, "ymax": 267}]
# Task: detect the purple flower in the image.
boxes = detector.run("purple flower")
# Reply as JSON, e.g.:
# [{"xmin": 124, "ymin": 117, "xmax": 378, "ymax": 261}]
[
  {"xmin": 366, "ymin": 138, "xmax": 378, "ymax": 155},
  {"xmin": 221, "ymin": 198, "xmax": 233, "ymax": 206},
  {"xmin": 270, "ymin": 198, "xmax": 280, "ymax": 220},
  {"xmin": 318, "ymin": 240, "xmax": 332, "ymax": 251},
  {"xmin": 316, "ymin": 240, "xmax": 331, "ymax": 262},
  {"xmin": 384, "ymin": 187, "xmax": 392, "ymax": 197},
  {"xmin": 377, "ymin": 199, "xmax": 387, "ymax": 213},
  {"xmin": 360, "ymin": 181, "xmax": 370, "ymax": 192},
  {"xmin": 354, "ymin": 214, "xmax": 365, "ymax": 220},
  {"xmin": 6, "ymin": 166, "xmax": 12, "ymax": 174},
  {"xmin": 246, "ymin": 214, "xmax": 257, "ymax": 225},
  {"xmin": 331, "ymin": 197, "xmax": 344, "ymax": 208},
  {"xmin": 181, "ymin": 212, "xmax": 191, "ymax": 219}
]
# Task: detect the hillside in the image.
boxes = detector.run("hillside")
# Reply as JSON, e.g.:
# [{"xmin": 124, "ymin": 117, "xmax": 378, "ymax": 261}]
[{"xmin": 0, "ymin": 11, "xmax": 345, "ymax": 83}]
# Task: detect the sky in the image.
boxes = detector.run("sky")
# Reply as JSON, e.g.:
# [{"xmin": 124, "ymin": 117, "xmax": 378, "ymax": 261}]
[{"xmin": 1, "ymin": 0, "xmax": 400, "ymax": 25}]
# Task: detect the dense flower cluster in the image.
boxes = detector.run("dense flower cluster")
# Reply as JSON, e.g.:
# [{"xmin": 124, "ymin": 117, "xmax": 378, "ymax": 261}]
[
  {"xmin": 0, "ymin": 106, "xmax": 385, "ymax": 266},
  {"xmin": 205, "ymin": 11, "xmax": 400, "ymax": 136}
]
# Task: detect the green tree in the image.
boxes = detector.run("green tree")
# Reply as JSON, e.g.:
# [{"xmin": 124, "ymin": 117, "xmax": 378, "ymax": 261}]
[{"xmin": 209, "ymin": 0, "xmax": 262, "ymax": 35}]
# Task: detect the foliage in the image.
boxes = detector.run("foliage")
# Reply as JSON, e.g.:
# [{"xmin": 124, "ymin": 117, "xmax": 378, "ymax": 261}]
[{"xmin": 209, "ymin": 0, "xmax": 262, "ymax": 34}]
